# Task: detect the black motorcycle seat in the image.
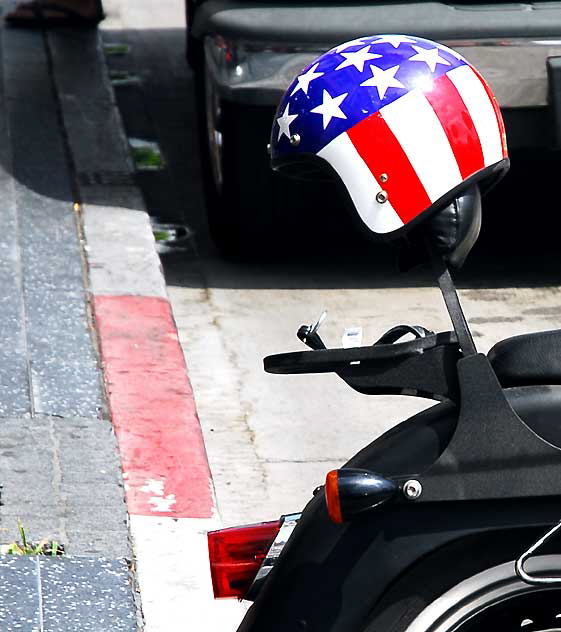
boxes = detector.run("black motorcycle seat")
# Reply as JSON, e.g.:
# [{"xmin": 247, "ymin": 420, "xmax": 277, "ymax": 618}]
[
  {"xmin": 506, "ymin": 385, "xmax": 561, "ymax": 447},
  {"xmin": 488, "ymin": 330, "xmax": 561, "ymax": 388}
]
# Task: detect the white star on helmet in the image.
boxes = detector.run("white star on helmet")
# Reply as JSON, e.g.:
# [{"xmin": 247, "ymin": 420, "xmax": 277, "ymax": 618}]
[
  {"xmin": 360, "ymin": 64, "xmax": 405, "ymax": 100},
  {"xmin": 408, "ymin": 46, "xmax": 451, "ymax": 72},
  {"xmin": 370, "ymin": 35, "xmax": 417, "ymax": 49},
  {"xmin": 310, "ymin": 90, "xmax": 348, "ymax": 129},
  {"xmin": 335, "ymin": 46, "xmax": 382, "ymax": 73},
  {"xmin": 276, "ymin": 104, "xmax": 298, "ymax": 141},
  {"xmin": 334, "ymin": 37, "xmax": 368, "ymax": 53},
  {"xmin": 291, "ymin": 63, "xmax": 324, "ymax": 96}
]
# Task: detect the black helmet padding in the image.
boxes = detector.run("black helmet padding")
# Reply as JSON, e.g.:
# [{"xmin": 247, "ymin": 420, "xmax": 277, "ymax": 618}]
[
  {"xmin": 399, "ymin": 185, "xmax": 481, "ymax": 271},
  {"xmin": 427, "ymin": 185, "xmax": 481, "ymax": 269}
]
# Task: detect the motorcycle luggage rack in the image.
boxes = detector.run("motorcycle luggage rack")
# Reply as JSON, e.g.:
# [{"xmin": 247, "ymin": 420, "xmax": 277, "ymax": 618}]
[{"xmin": 264, "ymin": 332, "xmax": 461, "ymax": 401}]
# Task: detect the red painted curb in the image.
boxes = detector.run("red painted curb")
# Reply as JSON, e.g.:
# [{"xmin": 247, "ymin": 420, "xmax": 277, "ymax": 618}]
[{"xmin": 94, "ymin": 295, "xmax": 214, "ymax": 519}]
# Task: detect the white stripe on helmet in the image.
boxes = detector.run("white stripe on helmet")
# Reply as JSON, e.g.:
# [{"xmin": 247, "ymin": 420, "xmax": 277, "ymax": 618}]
[{"xmin": 318, "ymin": 133, "xmax": 404, "ymax": 234}]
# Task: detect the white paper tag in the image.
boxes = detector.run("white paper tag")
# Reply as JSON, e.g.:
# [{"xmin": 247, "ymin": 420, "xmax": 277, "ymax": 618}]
[{"xmin": 342, "ymin": 327, "xmax": 363, "ymax": 348}]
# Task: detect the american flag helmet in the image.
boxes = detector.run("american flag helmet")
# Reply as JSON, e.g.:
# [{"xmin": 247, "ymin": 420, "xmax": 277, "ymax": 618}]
[{"xmin": 271, "ymin": 35, "xmax": 509, "ymax": 239}]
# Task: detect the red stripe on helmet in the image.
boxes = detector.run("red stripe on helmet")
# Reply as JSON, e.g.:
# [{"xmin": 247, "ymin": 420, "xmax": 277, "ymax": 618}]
[
  {"xmin": 347, "ymin": 111, "xmax": 431, "ymax": 225},
  {"xmin": 423, "ymin": 73, "xmax": 485, "ymax": 180}
]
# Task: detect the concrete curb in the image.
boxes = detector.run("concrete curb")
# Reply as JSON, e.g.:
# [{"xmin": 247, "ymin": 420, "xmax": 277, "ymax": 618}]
[{"xmin": 51, "ymin": 28, "xmax": 246, "ymax": 632}]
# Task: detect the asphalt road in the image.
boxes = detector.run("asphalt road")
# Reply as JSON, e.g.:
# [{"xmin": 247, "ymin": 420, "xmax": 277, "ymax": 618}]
[{"xmin": 104, "ymin": 0, "xmax": 561, "ymax": 527}]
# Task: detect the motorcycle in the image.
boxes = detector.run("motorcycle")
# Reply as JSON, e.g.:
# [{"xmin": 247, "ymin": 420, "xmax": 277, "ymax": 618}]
[{"xmin": 207, "ymin": 35, "xmax": 561, "ymax": 632}]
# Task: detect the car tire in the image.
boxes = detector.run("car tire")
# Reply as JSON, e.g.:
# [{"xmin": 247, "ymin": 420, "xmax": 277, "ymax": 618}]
[{"xmin": 195, "ymin": 57, "xmax": 279, "ymax": 259}]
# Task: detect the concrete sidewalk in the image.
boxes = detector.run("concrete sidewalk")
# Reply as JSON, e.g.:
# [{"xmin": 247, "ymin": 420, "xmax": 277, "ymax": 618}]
[
  {"xmin": 0, "ymin": 2, "xmax": 191, "ymax": 628},
  {"xmin": 0, "ymin": 0, "xmax": 248, "ymax": 628},
  {"xmin": 0, "ymin": 10, "xmax": 142, "ymax": 631}
]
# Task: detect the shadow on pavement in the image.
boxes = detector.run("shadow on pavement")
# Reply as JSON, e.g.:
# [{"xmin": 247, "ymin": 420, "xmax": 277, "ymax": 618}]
[{"xmin": 2, "ymin": 20, "xmax": 559, "ymax": 292}]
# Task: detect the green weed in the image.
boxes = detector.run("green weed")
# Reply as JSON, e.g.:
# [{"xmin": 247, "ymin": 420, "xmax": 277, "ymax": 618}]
[
  {"xmin": 131, "ymin": 146, "xmax": 165, "ymax": 169},
  {"xmin": 5, "ymin": 522, "xmax": 64, "ymax": 556},
  {"xmin": 103, "ymin": 43, "xmax": 131, "ymax": 56}
]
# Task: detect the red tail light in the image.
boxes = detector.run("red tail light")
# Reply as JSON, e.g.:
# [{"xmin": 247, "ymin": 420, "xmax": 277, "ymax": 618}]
[{"xmin": 208, "ymin": 520, "xmax": 281, "ymax": 599}]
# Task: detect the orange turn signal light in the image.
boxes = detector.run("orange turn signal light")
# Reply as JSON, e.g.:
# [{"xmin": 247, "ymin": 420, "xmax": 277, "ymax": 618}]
[
  {"xmin": 325, "ymin": 470, "xmax": 343, "ymax": 523},
  {"xmin": 324, "ymin": 468, "xmax": 399, "ymax": 524}
]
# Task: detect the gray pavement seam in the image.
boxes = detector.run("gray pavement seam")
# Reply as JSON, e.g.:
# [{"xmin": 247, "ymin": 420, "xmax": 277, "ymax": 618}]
[
  {"xmin": 36, "ymin": 557, "xmax": 45, "ymax": 632},
  {"xmin": 47, "ymin": 416, "xmax": 68, "ymax": 549}
]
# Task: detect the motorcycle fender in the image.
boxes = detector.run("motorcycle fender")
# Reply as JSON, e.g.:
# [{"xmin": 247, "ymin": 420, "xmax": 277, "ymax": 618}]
[{"xmin": 236, "ymin": 399, "xmax": 561, "ymax": 632}]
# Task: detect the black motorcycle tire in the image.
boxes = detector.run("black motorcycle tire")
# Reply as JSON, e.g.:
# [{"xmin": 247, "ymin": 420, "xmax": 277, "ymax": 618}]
[{"xmin": 363, "ymin": 552, "xmax": 561, "ymax": 632}]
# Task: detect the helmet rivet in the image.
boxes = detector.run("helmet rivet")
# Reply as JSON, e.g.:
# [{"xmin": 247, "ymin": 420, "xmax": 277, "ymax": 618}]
[
  {"xmin": 376, "ymin": 191, "xmax": 388, "ymax": 204},
  {"xmin": 403, "ymin": 479, "xmax": 422, "ymax": 501},
  {"xmin": 266, "ymin": 143, "xmax": 272, "ymax": 155},
  {"xmin": 290, "ymin": 134, "xmax": 301, "ymax": 147},
  {"xmin": 380, "ymin": 173, "xmax": 388, "ymax": 183}
]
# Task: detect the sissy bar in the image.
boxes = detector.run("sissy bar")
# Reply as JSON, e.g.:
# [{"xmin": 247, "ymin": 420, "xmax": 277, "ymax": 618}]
[{"xmin": 416, "ymin": 254, "xmax": 561, "ymax": 503}]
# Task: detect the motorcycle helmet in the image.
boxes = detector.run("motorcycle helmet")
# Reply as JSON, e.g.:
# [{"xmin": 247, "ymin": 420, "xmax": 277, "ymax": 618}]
[{"xmin": 270, "ymin": 34, "xmax": 509, "ymax": 240}]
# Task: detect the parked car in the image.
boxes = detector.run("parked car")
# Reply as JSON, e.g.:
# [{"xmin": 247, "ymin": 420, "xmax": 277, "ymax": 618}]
[{"xmin": 187, "ymin": 1, "xmax": 561, "ymax": 255}]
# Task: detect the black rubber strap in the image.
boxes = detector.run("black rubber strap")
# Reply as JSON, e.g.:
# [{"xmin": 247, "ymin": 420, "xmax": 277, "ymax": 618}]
[{"xmin": 374, "ymin": 324, "xmax": 434, "ymax": 346}]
